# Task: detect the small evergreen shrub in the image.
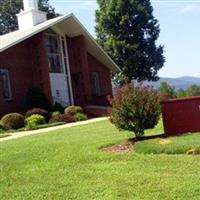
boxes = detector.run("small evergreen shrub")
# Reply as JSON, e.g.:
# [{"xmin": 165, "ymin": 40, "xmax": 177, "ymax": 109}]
[
  {"xmin": 49, "ymin": 114, "xmax": 75, "ymax": 124},
  {"xmin": 25, "ymin": 114, "xmax": 46, "ymax": 129},
  {"xmin": 25, "ymin": 108, "xmax": 49, "ymax": 120},
  {"xmin": 25, "ymin": 87, "xmax": 49, "ymax": 110},
  {"xmin": 51, "ymin": 111, "xmax": 61, "ymax": 118},
  {"xmin": 53, "ymin": 102, "xmax": 65, "ymax": 114},
  {"xmin": 0, "ymin": 120, "xmax": 3, "ymax": 130},
  {"xmin": 73, "ymin": 113, "xmax": 88, "ymax": 122},
  {"xmin": 65, "ymin": 106, "xmax": 83, "ymax": 116},
  {"xmin": 1, "ymin": 113, "xmax": 25, "ymax": 130},
  {"xmin": 109, "ymin": 83, "xmax": 161, "ymax": 138}
]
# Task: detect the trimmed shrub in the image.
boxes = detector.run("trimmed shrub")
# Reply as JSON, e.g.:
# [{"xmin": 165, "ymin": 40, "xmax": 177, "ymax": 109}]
[
  {"xmin": 53, "ymin": 102, "xmax": 65, "ymax": 114},
  {"xmin": 0, "ymin": 120, "xmax": 3, "ymax": 130},
  {"xmin": 25, "ymin": 114, "xmax": 46, "ymax": 129},
  {"xmin": 49, "ymin": 114, "xmax": 75, "ymax": 124},
  {"xmin": 73, "ymin": 113, "xmax": 88, "ymax": 122},
  {"xmin": 25, "ymin": 108, "xmax": 49, "ymax": 120},
  {"xmin": 25, "ymin": 87, "xmax": 49, "ymax": 110},
  {"xmin": 65, "ymin": 106, "xmax": 83, "ymax": 116},
  {"xmin": 109, "ymin": 83, "xmax": 161, "ymax": 138},
  {"xmin": 51, "ymin": 111, "xmax": 61, "ymax": 118},
  {"xmin": 1, "ymin": 113, "xmax": 25, "ymax": 130}
]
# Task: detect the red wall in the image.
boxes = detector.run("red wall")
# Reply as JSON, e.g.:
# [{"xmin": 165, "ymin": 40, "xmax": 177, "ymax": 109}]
[
  {"xmin": 87, "ymin": 53, "xmax": 112, "ymax": 106},
  {"xmin": 67, "ymin": 35, "xmax": 113, "ymax": 107},
  {"xmin": 0, "ymin": 32, "xmax": 113, "ymax": 117},
  {"xmin": 161, "ymin": 96, "xmax": 200, "ymax": 135},
  {"xmin": 0, "ymin": 33, "xmax": 52, "ymax": 117}
]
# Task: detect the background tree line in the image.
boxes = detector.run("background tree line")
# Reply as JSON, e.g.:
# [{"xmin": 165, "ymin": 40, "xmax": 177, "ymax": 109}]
[{"xmin": 158, "ymin": 82, "xmax": 200, "ymax": 99}]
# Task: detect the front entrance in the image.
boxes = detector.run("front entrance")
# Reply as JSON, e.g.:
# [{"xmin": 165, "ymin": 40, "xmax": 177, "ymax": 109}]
[
  {"xmin": 45, "ymin": 28, "xmax": 73, "ymax": 107},
  {"xmin": 49, "ymin": 73, "xmax": 70, "ymax": 106}
]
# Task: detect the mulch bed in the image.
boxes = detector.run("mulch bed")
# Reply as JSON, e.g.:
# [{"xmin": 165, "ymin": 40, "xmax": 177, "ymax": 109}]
[
  {"xmin": 102, "ymin": 139, "xmax": 136, "ymax": 154},
  {"xmin": 102, "ymin": 134, "xmax": 165, "ymax": 154}
]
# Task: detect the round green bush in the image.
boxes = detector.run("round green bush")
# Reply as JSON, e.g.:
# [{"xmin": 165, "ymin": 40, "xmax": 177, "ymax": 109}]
[
  {"xmin": 1, "ymin": 113, "xmax": 25, "ymax": 130},
  {"xmin": 0, "ymin": 120, "xmax": 4, "ymax": 130},
  {"xmin": 25, "ymin": 114, "xmax": 46, "ymax": 129},
  {"xmin": 25, "ymin": 108, "xmax": 49, "ymax": 120},
  {"xmin": 109, "ymin": 84, "xmax": 161, "ymax": 138},
  {"xmin": 73, "ymin": 113, "xmax": 88, "ymax": 122},
  {"xmin": 49, "ymin": 114, "xmax": 75, "ymax": 124},
  {"xmin": 64, "ymin": 106, "xmax": 83, "ymax": 116},
  {"xmin": 51, "ymin": 111, "xmax": 61, "ymax": 118}
]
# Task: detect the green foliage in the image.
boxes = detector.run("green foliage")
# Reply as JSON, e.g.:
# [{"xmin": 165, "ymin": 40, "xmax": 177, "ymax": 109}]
[
  {"xmin": 53, "ymin": 102, "xmax": 65, "ymax": 114},
  {"xmin": 158, "ymin": 82, "xmax": 176, "ymax": 99},
  {"xmin": 0, "ymin": 0, "xmax": 59, "ymax": 35},
  {"xmin": 49, "ymin": 114, "xmax": 75, "ymax": 124},
  {"xmin": 176, "ymin": 89, "xmax": 187, "ymax": 98},
  {"xmin": 109, "ymin": 84, "xmax": 161, "ymax": 138},
  {"xmin": 64, "ymin": 106, "xmax": 84, "ymax": 116},
  {"xmin": 50, "ymin": 111, "xmax": 61, "ymax": 118},
  {"xmin": 1, "ymin": 113, "xmax": 25, "ymax": 130},
  {"xmin": 25, "ymin": 108, "xmax": 49, "ymax": 120},
  {"xmin": 186, "ymin": 84, "xmax": 200, "ymax": 96},
  {"xmin": 135, "ymin": 133, "xmax": 200, "ymax": 155},
  {"xmin": 0, "ymin": 120, "xmax": 3, "ymax": 130},
  {"xmin": 25, "ymin": 114, "xmax": 46, "ymax": 129},
  {"xmin": 25, "ymin": 87, "xmax": 49, "ymax": 110},
  {"xmin": 73, "ymin": 113, "xmax": 88, "ymax": 122},
  {"xmin": 95, "ymin": 0, "xmax": 165, "ymax": 85}
]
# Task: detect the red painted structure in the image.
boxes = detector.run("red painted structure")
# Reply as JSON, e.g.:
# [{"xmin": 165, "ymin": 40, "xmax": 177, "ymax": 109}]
[
  {"xmin": 0, "ymin": 32, "xmax": 113, "ymax": 117},
  {"xmin": 161, "ymin": 96, "xmax": 200, "ymax": 135}
]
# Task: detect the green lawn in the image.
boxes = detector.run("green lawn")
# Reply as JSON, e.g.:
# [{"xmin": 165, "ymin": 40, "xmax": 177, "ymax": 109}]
[
  {"xmin": 135, "ymin": 132, "xmax": 200, "ymax": 155},
  {"xmin": 0, "ymin": 120, "xmax": 200, "ymax": 200}
]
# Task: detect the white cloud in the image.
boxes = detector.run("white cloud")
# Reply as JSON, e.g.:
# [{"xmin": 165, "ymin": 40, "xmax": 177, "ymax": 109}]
[{"xmin": 180, "ymin": 4, "xmax": 200, "ymax": 15}]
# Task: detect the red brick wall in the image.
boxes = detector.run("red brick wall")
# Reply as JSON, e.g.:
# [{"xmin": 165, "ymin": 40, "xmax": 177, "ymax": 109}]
[
  {"xmin": 67, "ymin": 35, "xmax": 92, "ymax": 106},
  {"xmin": 0, "ymin": 33, "xmax": 52, "ymax": 117},
  {"xmin": 0, "ymin": 32, "xmax": 113, "ymax": 117},
  {"xmin": 87, "ymin": 53, "xmax": 112, "ymax": 106},
  {"xmin": 67, "ymin": 36, "xmax": 113, "ymax": 107}
]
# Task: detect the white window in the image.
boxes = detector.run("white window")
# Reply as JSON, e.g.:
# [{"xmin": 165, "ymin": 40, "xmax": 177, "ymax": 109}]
[
  {"xmin": 0, "ymin": 69, "xmax": 12, "ymax": 101},
  {"xmin": 93, "ymin": 72, "xmax": 101, "ymax": 96},
  {"xmin": 45, "ymin": 30, "xmax": 63, "ymax": 73}
]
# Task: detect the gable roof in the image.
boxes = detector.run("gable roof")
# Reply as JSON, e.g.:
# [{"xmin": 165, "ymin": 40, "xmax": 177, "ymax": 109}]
[{"xmin": 0, "ymin": 13, "xmax": 120, "ymax": 73}]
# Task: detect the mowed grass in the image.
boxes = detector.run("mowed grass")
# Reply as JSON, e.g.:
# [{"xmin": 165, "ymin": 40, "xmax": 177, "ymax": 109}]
[
  {"xmin": 0, "ymin": 120, "xmax": 200, "ymax": 200},
  {"xmin": 135, "ymin": 133, "xmax": 200, "ymax": 155}
]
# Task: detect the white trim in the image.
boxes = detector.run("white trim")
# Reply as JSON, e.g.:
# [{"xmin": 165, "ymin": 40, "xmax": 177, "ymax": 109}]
[
  {"xmin": 70, "ymin": 14, "xmax": 120, "ymax": 72},
  {"xmin": 50, "ymin": 27, "xmax": 74, "ymax": 105},
  {"xmin": 0, "ymin": 14, "xmax": 72, "ymax": 53},
  {"xmin": 63, "ymin": 36, "xmax": 74, "ymax": 105},
  {"xmin": 0, "ymin": 14, "xmax": 120, "ymax": 73}
]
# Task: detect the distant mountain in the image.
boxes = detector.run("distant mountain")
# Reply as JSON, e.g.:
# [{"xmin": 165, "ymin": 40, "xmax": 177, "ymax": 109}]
[{"xmin": 144, "ymin": 76, "xmax": 200, "ymax": 90}]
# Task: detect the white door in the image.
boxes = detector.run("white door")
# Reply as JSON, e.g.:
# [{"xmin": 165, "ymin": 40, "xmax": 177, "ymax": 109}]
[
  {"xmin": 50, "ymin": 73, "xmax": 70, "ymax": 107},
  {"xmin": 45, "ymin": 29, "xmax": 72, "ymax": 107}
]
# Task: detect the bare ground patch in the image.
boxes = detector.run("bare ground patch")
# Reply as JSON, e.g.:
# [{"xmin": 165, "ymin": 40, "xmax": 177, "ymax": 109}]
[{"xmin": 102, "ymin": 139, "xmax": 135, "ymax": 154}]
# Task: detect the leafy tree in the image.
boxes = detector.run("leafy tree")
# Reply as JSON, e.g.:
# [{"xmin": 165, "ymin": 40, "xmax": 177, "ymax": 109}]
[
  {"xmin": 109, "ymin": 83, "xmax": 161, "ymax": 138},
  {"xmin": 158, "ymin": 82, "xmax": 176, "ymax": 99},
  {"xmin": 95, "ymin": 0, "xmax": 165, "ymax": 85},
  {"xmin": 176, "ymin": 89, "xmax": 186, "ymax": 98},
  {"xmin": 0, "ymin": 0, "xmax": 59, "ymax": 35},
  {"xmin": 186, "ymin": 84, "xmax": 200, "ymax": 96}
]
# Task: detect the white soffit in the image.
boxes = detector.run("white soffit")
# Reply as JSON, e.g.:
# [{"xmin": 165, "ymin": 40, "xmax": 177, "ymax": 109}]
[{"xmin": 0, "ymin": 13, "xmax": 120, "ymax": 73}]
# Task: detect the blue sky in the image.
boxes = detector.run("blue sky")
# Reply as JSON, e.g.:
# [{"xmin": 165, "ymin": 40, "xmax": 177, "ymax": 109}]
[{"xmin": 49, "ymin": 0, "xmax": 200, "ymax": 78}]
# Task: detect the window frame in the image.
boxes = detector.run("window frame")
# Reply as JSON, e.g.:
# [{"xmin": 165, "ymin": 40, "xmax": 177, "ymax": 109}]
[
  {"xmin": 0, "ymin": 69, "xmax": 12, "ymax": 101},
  {"xmin": 93, "ymin": 72, "xmax": 101, "ymax": 96},
  {"xmin": 45, "ymin": 32, "xmax": 63, "ymax": 74}
]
